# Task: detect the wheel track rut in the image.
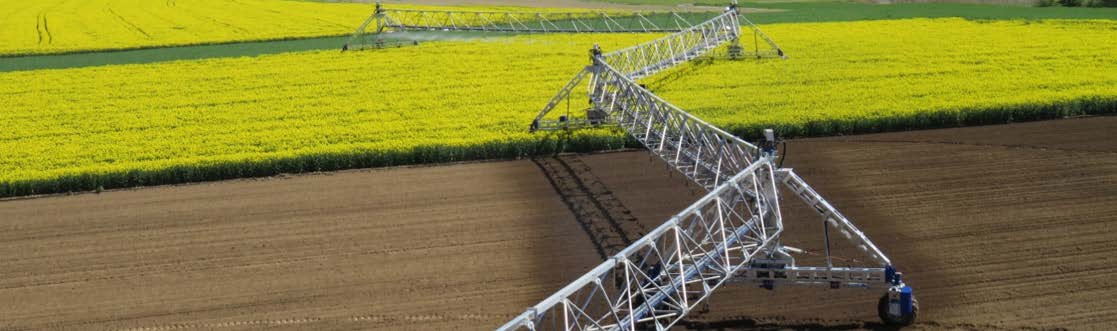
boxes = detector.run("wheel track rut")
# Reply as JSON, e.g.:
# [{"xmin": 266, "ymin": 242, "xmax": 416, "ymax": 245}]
[
  {"xmin": 35, "ymin": 13, "xmax": 52, "ymax": 45},
  {"xmin": 107, "ymin": 7, "xmax": 152, "ymax": 39},
  {"xmin": 532, "ymin": 155, "xmax": 647, "ymax": 258}
]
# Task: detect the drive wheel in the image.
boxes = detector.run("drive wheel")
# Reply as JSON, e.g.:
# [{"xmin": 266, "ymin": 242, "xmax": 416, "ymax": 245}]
[{"xmin": 877, "ymin": 293, "xmax": 917, "ymax": 326}]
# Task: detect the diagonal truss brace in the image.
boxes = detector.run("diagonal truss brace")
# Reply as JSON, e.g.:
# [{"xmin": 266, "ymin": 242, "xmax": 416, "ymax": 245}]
[
  {"xmin": 529, "ymin": 6, "xmax": 785, "ymax": 133},
  {"xmin": 497, "ymin": 159, "xmax": 785, "ymax": 331},
  {"xmin": 532, "ymin": 10, "xmax": 768, "ymax": 190},
  {"xmin": 377, "ymin": 10, "xmax": 695, "ymax": 33},
  {"xmin": 508, "ymin": 2, "xmax": 913, "ymax": 330},
  {"xmin": 602, "ymin": 9, "xmax": 743, "ymax": 80},
  {"xmin": 343, "ymin": 1, "xmax": 711, "ymax": 50},
  {"xmin": 733, "ymin": 168, "xmax": 894, "ymax": 290},
  {"xmin": 779, "ymin": 169, "xmax": 890, "ymax": 266},
  {"xmin": 738, "ymin": 14, "xmax": 786, "ymax": 59},
  {"xmin": 589, "ymin": 60, "xmax": 758, "ymax": 190},
  {"xmin": 528, "ymin": 52, "xmax": 761, "ymax": 191},
  {"xmin": 497, "ymin": 159, "xmax": 905, "ymax": 331}
]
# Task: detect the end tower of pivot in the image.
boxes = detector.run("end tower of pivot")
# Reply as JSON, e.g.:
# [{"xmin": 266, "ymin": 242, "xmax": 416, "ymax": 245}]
[{"xmin": 342, "ymin": 1, "xmax": 389, "ymax": 51}]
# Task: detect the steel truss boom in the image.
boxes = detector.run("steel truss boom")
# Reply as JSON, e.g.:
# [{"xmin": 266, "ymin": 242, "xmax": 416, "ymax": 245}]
[
  {"xmin": 590, "ymin": 60, "xmax": 757, "ymax": 190},
  {"xmin": 530, "ymin": 7, "xmax": 784, "ymax": 133},
  {"xmin": 378, "ymin": 9, "xmax": 695, "ymax": 33},
  {"xmin": 498, "ymin": 159, "xmax": 784, "ymax": 331},
  {"xmin": 507, "ymin": 2, "xmax": 914, "ymax": 331},
  {"xmin": 343, "ymin": 1, "xmax": 712, "ymax": 50},
  {"xmin": 497, "ymin": 159, "xmax": 905, "ymax": 331},
  {"xmin": 601, "ymin": 10, "xmax": 742, "ymax": 80}
]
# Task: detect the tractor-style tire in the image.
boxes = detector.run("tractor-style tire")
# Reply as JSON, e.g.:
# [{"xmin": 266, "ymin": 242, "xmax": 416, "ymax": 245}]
[{"xmin": 877, "ymin": 293, "xmax": 918, "ymax": 326}]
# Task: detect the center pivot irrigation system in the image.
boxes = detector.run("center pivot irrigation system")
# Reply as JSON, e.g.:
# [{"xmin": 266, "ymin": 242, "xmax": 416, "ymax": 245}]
[{"xmin": 347, "ymin": 2, "xmax": 915, "ymax": 330}]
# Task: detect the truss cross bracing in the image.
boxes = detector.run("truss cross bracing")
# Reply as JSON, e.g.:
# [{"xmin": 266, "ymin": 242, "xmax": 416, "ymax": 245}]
[
  {"xmin": 378, "ymin": 9, "xmax": 697, "ymax": 33},
  {"xmin": 529, "ymin": 9, "xmax": 784, "ymax": 133},
  {"xmin": 343, "ymin": 1, "xmax": 722, "ymax": 50},
  {"xmin": 340, "ymin": 1, "xmax": 918, "ymax": 330},
  {"xmin": 502, "ymin": 2, "xmax": 915, "ymax": 331},
  {"xmin": 342, "ymin": 1, "xmax": 784, "ymax": 56},
  {"xmin": 601, "ymin": 10, "xmax": 749, "ymax": 80},
  {"xmin": 498, "ymin": 160, "xmax": 784, "ymax": 331}
]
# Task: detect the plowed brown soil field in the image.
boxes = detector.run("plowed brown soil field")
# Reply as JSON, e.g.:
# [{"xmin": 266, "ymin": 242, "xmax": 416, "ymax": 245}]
[{"xmin": 1, "ymin": 116, "xmax": 1115, "ymax": 330}]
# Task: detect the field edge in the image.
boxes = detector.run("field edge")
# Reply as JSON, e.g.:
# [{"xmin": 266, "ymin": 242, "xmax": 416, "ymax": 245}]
[{"xmin": 4, "ymin": 97, "xmax": 1115, "ymax": 198}]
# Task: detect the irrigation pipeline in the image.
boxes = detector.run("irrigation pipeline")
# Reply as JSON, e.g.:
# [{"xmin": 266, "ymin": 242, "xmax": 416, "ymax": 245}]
[
  {"xmin": 343, "ymin": 1, "xmax": 723, "ymax": 51},
  {"xmin": 498, "ymin": 4, "xmax": 799, "ymax": 331}
]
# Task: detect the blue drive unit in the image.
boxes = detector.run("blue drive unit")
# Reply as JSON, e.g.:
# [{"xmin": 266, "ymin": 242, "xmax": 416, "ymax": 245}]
[{"xmin": 899, "ymin": 285, "xmax": 915, "ymax": 314}]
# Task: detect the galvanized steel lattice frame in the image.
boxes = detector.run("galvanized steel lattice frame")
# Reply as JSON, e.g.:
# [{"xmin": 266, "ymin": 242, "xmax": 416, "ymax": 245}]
[
  {"xmin": 343, "ymin": 1, "xmax": 715, "ymax": 50},
  {"xmin": 343, "ymin": 1, "xmax": 784, "ymax": 57},
  {"xmin": 376, "ymin": 9, "xmax": 696, "ymax": 33},
  {"xmin": 339, "ymin": 2, "xmax": 913, "ymax": 330},
  {"xmin": 530, "ymin": 8, "xmax": 784, "ymax": 132},
  {"xmin": 505, "ymin": 2, "xmax": 912, "ymax": 331},
  {"xmin": 600, "ymin": 10, "xmax": 758, "ymax": 81},
  {"xmin": 588, "ymin": 59, "xmax": 757, "ymax": 190},
  {"xmin": 498, "ymin": 159, "xmax": 783, "ymax": 331}
]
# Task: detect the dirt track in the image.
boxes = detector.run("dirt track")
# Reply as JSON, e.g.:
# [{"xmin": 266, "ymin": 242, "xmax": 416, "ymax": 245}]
[{"xmin": 1, "ymin": 117, "xmax": 1115, "ymax": 330}]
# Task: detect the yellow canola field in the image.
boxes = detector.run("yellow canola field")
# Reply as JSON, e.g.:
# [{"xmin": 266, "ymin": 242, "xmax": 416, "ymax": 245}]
[
  {"xmin": 0, "ymin": 0, "xmax": 370, "ymax": 55},
  {"xmin": 647, "ymin": 18, "xmax": 1117, "ymax": 136},
  {"xmin": 0, "ymin": 0, "xmax": 599, "ymax": 56},
  {"xmin": 1, "ymin": 19, "xmax": 1116, "ymax": 197},
  {"xmin": 0, "ymin": 33, "xmax": 655, "ymax": 196}
]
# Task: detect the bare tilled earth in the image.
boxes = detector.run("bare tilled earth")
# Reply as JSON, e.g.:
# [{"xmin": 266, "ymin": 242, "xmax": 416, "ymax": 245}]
[{"xmin": 1, "ymin": 116, "xmax": 1115, "ymax": 330}]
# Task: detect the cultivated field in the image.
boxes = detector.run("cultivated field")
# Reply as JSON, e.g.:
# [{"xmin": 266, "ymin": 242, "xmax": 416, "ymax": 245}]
[
  {"xmin": 2, "ymin": 117, "xmax": 1113, "ymax": 330},
  {"xmin": 648, "ymin": 18, "xmax": 1117, "ymax": 137},
  {"xmin": 0, "ymin": 0, "xmax": 370, "ymax": 55},
  {"xmin": 3, "ymin": 0, "xmax": 1116, "ymax": 329},
  {"xmin": 0, "ymin": 0, "xmax": 627, "ymax": 56},
  {"xmin": 4, "ymin": 19, "xmax": 1116, "ymax": 197}
]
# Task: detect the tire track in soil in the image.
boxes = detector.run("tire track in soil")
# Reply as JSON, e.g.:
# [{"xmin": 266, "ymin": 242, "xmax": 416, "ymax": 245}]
[
  {"xmin": 532, "ymin": 155, "xmax": 647, "ymax": 258},
  {"xmin": 35, "ymin": 13, "xmax": 47, "ymax": 45},
  {"xmin": 41, "ymin": 14, "xmax": 52, "ymax": 45},
  {"xmin": 158, "ymin": 1, "xmax": 250, "ymax": 35},
  {"xmin": 107, "ymin": 7, "xmax": 152, "ymax": 39},
  {"xmin": 35, "ymin": 14, "xmax": 42, "ymax": 45}
]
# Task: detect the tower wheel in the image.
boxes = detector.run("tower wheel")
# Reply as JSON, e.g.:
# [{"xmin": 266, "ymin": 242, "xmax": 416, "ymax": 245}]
[{"xmin": 877, "ymin": 290, "xmax": 918, "ymax": 326}]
